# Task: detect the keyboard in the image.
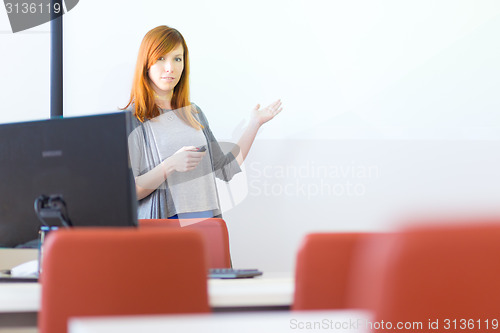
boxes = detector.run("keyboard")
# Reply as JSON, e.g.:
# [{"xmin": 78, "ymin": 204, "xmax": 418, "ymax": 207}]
[
  {"xmin": 0, "ymin": 276, "xmax": 38, "ymax": 283},
  {"xmin": 208, "ymin": 268, "xmax": 263, "ymax": 279},
  {"xmin": 0, "ymin": 268, "xmax": 263, "ymax": 282},
  {"xmin": 0, "ymin": 270, "xmax": 38, "ymax": 283}
]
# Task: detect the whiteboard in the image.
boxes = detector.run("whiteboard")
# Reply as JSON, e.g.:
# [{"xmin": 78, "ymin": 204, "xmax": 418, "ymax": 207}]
[{"xmin": 62, "ymin": 0, "xmax": 500, "ymax": 271}]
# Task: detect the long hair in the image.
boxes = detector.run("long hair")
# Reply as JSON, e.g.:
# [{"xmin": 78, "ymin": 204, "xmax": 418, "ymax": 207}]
[{"xmin": 123, "ymin": 26, "xmax": 202, "ymax": 129}]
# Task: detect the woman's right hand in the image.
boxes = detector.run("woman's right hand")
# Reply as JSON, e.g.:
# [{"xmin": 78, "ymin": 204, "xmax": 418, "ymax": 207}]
[{"xmin": 166, "ymin": 146, "xmax": 206, "ymax": 173}]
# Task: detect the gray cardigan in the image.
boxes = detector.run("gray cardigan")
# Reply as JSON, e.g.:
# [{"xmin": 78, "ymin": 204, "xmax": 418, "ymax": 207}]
[{"xmin": 128, "ymin": 104, "xmax": 241, "ymax": 219}]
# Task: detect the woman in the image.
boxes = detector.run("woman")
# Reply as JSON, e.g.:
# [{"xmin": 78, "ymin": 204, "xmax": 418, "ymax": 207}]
[{"xmin": 125, "ymin": 25, "xmax": 282, "ymax": 219}]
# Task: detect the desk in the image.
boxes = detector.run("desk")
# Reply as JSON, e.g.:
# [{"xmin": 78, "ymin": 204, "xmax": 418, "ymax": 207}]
[
  {"xmin": 0, "ymin": 272, "xmax": 293, "ymax": 329},
  {"xmin": 209, "ymin": 272, "xmax": 293, "ymax": 310},
  {"xmin": 0, "ymin": 249, "xmax": 38, "ymax": 271},
  {"xmin": 69, "ymin": 310, "xmax": 372, "ymax": 333}
]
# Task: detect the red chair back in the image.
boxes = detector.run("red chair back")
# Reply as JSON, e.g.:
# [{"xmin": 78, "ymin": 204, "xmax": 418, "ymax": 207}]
[
  {"xmin": 139, "ymin": 218, "xmax": 231, "ymax": 268},
  {"xmin": 347, "ymin": 223, "xmax": 500, "ymax": 330},
  {"xmin": 39, "ymin": 228, "xmax": 209, "ymax": 333},
  {"xmin": 293, "ymin": 232, "xmax": 367, "ymax": 310}
]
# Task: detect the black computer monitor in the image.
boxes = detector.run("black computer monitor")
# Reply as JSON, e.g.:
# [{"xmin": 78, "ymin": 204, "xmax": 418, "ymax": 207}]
[{"xmin": 0, "ymin": 112, "xmax": 138, "ymax": 248}]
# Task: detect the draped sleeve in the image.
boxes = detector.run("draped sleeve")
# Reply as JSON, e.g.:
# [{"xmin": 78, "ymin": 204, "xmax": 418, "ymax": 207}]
[{"xmin": 193, "ymin": 105, "xmax": 241, "ymax": 182}]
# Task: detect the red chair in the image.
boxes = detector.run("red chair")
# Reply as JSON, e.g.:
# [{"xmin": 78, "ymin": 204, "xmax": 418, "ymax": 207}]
[
  {"xmin": 39, "ymin": 228, "xmax": 210, "ymax": 333},
  {"xmin": 139, "ymin": 218, "xmax": 231, "ymax": 268},
  {"xmin": 347, "ymin": 223, "xmax": 500, "ymax": 331},
  {"xmin": 293, "ymin": 232, "xmax": 368, "ymax": 310}
]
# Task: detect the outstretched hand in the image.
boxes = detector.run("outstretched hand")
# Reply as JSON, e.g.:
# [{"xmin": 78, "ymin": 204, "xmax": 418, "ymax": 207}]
[{"xmin": 252, "ymin": 99, "xmax": 283, "ymax": 126}]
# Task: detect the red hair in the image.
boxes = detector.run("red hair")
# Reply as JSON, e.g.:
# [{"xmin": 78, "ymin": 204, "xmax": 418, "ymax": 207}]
[{"xmin": 123, "ymin": 26, "xmax": 202, "ymax": 129}]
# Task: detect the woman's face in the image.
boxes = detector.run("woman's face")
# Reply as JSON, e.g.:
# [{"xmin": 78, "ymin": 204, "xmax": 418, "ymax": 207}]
[{"xmin": 148, "ymin": 43, "xmax": 184, "ymax": 95}]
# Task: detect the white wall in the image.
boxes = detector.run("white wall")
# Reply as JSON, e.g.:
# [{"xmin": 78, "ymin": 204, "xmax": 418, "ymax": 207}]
[
  {"xmin": 4, "ymin": 0, "xmax": 500, "ymax": 271},
  {"xmin": 0, "ymin": 8, "xmax": 50, "ymax": 123},
  {"xmin": 63, "ymin": 0, "xmax": 500, "ymax": 140}
]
